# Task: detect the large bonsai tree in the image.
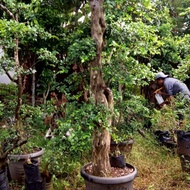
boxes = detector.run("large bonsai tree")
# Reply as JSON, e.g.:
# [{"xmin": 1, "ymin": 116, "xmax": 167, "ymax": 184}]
[{"xmin": 88, "ymin": 0, "xmax": 113, "ymax": 177}]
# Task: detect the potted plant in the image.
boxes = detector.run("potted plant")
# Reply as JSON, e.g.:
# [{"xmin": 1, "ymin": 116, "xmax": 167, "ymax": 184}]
[
  {"xmin": 0, "ymin": 103, "xmax": 27, "ymax": 189},
  {"xmin": 8, "ymin": 145, "xmax": 44, "ymax": 182},
  {"xmin": 109, "ymin": 148, "xmax": 126, "ymax": 168},
  {"xmin": 7, "ymin": 105, "xmax": 45, "ymax": 182},
  {"xmin": 41, "ymin": 163, "xmax": 53, "ymax": 190},
  {"xmin": 0, "ymin": 1, "xmax": 49, "ymax": 181},
  {"xmin": 0, "ymin": 129, "xmax": 27, "ymax": 190},
  {"xmin": 111, "ymin": 90, "xmax": 151, "ymax": 158},
  {"xmin": 80, "ymin": 0, "xmax": 137, "ymax": 189},
  {"xmin": 110, "ymin": 139, "xmax": 134, "ymax": 160}
]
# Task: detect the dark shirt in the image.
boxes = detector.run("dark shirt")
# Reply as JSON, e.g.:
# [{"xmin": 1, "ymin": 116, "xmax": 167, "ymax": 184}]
[{"xmin": 164, "ymin": 77, "xmax": 190, "ymax": 99}]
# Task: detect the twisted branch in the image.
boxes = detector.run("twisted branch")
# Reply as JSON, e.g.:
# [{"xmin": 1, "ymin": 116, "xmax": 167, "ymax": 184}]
[{"xmin": 0, "ymin": 3, "xmax": 15, "ymax": 20}]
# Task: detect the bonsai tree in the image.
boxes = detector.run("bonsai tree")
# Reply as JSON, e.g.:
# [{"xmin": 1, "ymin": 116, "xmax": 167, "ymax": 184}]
[
  {"xmin": 0, "ymin": 0, "xmax": 29, "ymax": 167},
  {"xmin": 0, "ymin": 0, "xmax": 53, "ymax": 131},
  {"xmin": 88, "ymin": 0, "xmax": 114, "ymax": 177},
  {"xmin": 0, "ymin": 1, "xmax": 32, "ymax": 132},
  {"xmin": 0, "ymin": 0, "xmax": 51, "ymax": 167},
  {"xmin": 88, "ymin": 0, "xmax": 149, "ymax": 177},
  {"xmin": 0, "ymin": 124, "xmax": 27, "ymax": 170},
  {"xmin": 0, "ymin": 99, "xmax": 27, "ymax": 170}
]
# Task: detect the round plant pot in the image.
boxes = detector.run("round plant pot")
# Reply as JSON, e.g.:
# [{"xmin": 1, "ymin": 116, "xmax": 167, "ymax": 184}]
[
  {"xmin": 0, "ymin": 168, "xmax": 9, "ymax": 190},
  {"xmin": 8, "ymin": 148, "xmax": 44, "ymax": 182},
  {"xmin": 81, "ymin": 163, "xmax": 137, "ymax": 190},
  {"xmin": 110, "ymin": 139, "xmax": 134, "ymax": 158}
]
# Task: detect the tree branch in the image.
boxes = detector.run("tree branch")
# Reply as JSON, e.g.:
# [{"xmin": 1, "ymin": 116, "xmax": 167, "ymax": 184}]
[
  {"xmin": 0, "ymin": 3, "xmax": 15, "ymax": 20},
  {"xmin": 2, "ymin": 65, "xmax": 17, "ymax": 83},
  {"xmin": 1, "ymin": 139, "xmax": 27, "ymax": 160}
]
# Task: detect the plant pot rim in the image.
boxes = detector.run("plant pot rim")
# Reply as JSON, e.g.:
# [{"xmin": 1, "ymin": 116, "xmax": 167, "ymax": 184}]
[
  {"xmin": 8, "ymin": 147, "xmax": 44, "ymax": 160},
  {"xmin": 80, "ymin": 162, "xmax": 137, "ymax": 185}
]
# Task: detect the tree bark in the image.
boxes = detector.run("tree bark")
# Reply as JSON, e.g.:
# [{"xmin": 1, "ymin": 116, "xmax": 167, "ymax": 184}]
[
  {"xmin": 14, "ymin": 13, "xmax": 23, "ymax": 131},
  {"xmin": 89, "ymin": 0, "xmax": 113, "ymax": 177},
  {"xmin": 32, "ymin": 67, "xmax": 36, "ymax": 107}
]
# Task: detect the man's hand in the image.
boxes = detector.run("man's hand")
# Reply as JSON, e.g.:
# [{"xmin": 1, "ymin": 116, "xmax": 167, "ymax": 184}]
[{"xmin": 154, "ymin": 87, "xmax": 164, "ymax": 94}]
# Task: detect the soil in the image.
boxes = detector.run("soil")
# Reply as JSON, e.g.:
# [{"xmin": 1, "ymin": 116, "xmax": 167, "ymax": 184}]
[{"xmin": 85, "ymin": 163, "xmax": 134, "ymax": 177}]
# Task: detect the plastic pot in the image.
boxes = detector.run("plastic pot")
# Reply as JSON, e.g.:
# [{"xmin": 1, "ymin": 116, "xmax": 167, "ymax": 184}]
[
  {"xmin": 154, "ymin": 130, "xmax": 177, "ymax": 150},
  {"xmin": 8, "ymin": 148, "xmax": 44, "ymax": 182},
  {"xmin": 25, "ymin": 178, "xmax": 45, "ymax": 190},
  {"xmin": 0, "ymin": 168, "xmax": 9, "ymax": 190},
  {"xmin": 109, "ymin": 155, "xmax": 126, "ymax": 168},
  {"xmin": 45, "ymin": 180, "xmax": 53, "ymax": 190},
  {"xmin": 81, "ymin": 163, "xmax": 137, "ymax": 190},
  {"xmin": 24, "ymin": 160, "xmax": 40, "ymax": 183},
  {"xmin": 177, "ymin": 130, "xmax": 190, "ymax": 156},
  {"xmin": 177, "ymin": 130, "xmax": 190, "ymax": 172}
]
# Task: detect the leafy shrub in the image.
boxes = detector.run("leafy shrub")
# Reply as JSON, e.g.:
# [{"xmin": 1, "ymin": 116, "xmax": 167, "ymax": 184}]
[
  {"xmin": 112, "ymin": 94, "xmax": 150, "ymax": 141},
  {"xmin": 0, "ymin": 84, "xmax": 17, "ymax": 120},
  {"xmin": 150, "ymin": 95, "xmax": 190, "ymax": 132}
]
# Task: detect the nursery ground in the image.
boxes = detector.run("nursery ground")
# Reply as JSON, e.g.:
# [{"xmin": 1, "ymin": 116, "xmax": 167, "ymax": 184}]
[
  {"xmin": 9, "ymin": 131, "xmax": 190, "ymax": 190},
  {"xmin": 129, "ymin": 132, "xmax": 190, "ymax": 190}
]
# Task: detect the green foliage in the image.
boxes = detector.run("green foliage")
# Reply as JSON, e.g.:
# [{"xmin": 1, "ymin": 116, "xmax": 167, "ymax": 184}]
[
  {"xmin": 21, "ymin": 104, "xmax": 46, "ymax": 134},
  {"xmin": 0, "ymin": 84, "xmax": 17, "ymax": 119},
  {"xmin": 150, "ymin": 95, "xmax": 190, "ymax": 132},
  {"xmin": 112, "ymin": 94, "xmax": 150, "ymax": 141},
  {"xmin": 36, "ymin": 68, "xmax": 58, "ymax": 97},
  {"xmin": 0, "ymin": 126, "xmax": 20, "ymax": 153},
  {"xmin": 150, "ymin": 107, "xmax": 178, "ymax": 132},
  {"xmin": 46, "ymin": 101, "xmax": 111, "ymax": 154},
  {"xmin": 103, "ymin": 0, "xmax": 190, "ymax": 87},
  {"xmin": 37, "ymin": 48, "xmax": 59, "ymax": 64},
  {"xmin": 67, "ymin": 37, "xmax": 96, "ymax": 63},
  {"xmin": 173, "ymin": 96, "xmax": 190, "ymax": 131}
]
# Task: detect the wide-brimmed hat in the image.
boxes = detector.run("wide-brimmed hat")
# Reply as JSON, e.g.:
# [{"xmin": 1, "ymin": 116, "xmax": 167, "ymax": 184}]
[{"xmin": 155, "ymin": 72, "xmax": 168, "ymax": 80}]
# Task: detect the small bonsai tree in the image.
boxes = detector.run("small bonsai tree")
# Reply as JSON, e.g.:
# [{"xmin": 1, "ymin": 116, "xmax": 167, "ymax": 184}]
[{"xmin": 0, "ymin": 101, "xmax": 27, "ymax": 170}]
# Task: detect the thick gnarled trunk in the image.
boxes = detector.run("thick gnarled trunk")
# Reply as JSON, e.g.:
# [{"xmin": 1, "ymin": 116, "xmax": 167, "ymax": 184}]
[{"xmin": 89, "ymin": 0, "xmax": 113, "ymax": 177}]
